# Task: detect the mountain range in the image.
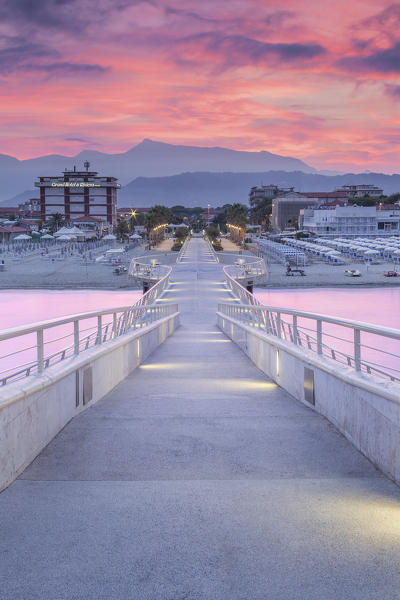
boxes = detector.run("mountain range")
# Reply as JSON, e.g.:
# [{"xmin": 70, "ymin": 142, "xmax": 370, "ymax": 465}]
[
  {"xmin": 1, "ymin": 139, "xmax": 399, "ymax": 208},
  {"xmin": 0, "ymin": 139, "xmax": 315, "ymax": 203},
  {"xmin": 8, "ymin": 170, "xmax": 400, "ymax": 209},
  {"xmin": 118, "ymin": 171, "xmax": 400, "ymax": 207}
]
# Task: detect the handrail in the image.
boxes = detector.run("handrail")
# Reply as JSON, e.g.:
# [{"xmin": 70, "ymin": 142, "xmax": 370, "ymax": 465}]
[
  {"xmin": 217, "ymin": 302, "xmax": 400, "ymax": 383},
  {"xmin": 1, "ymin": 250, "xmax": 178, "ymax": 388},
  {"xmin": 223, "ymin": 257, "xmax": 266, "ymax": 306},
  {"xmin": 128, "ymin": 254, "xmax": 172, "ymax": 304},
  {"xmin": 219, "ymin": 304, "xmax": 400, "ymax": 340},
  {"xmin": 204, "ymin": 237, "xmax": 219, "ymax": 262},
  {"xmin": 0, "ymin": 305, "xmax": 155, "ymax": 341},
  {"xmin": 0, "ymin": 303, "xmax": 179, "ymax": 387},
  {"xmin": 176, "ymin": 237, "xmax": 189, "ymax": 263}
]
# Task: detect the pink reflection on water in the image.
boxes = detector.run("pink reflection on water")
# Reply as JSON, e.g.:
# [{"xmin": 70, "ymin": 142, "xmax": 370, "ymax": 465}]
[
  {"xmin": 254, "ymin": 287, "xmax": 400, "ymax": 378},
  {"xmin": 0, "ymin": 290, "xmax": 142, "ymax": 381},
  {"xmin": 0, "ymin": 290, "xmax": 141, "ymax": 330},
  {"xmin": 254, "ymin": 287, "xmax": 400, "ymax": 329}
]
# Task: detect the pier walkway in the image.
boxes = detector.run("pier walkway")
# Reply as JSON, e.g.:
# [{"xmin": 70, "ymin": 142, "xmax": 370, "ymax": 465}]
[{"xmin": 1, "ymin": 238, "xmax": 400, "ymax": 599}]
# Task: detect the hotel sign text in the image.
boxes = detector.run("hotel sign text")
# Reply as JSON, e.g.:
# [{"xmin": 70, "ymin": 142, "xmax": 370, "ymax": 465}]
[{"xmin": 51, "ymin": 182, "xmax": 101, "ymax": 188}]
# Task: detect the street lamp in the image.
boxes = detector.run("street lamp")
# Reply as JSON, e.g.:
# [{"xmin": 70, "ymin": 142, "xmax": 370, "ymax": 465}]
[{"xmin": 227, "ymin": 223, "xmax": 245, "ymax": 249}]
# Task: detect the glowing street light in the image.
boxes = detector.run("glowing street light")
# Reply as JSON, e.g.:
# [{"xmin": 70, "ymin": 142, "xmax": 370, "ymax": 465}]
[{"xmin": 227, "ymin": 223, "xmax": 245, "ymax": 249}]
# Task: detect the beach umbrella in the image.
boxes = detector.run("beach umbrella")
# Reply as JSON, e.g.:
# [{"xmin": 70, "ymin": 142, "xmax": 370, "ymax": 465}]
[
  {"xmin": 129, "ymin": 233, "xmax": 142, "ymax": 239},
  {"xmin": 103, "ymin": 234, "xmax": 116, "ymax": 240},
  {"xmin": 57, "ymin": 234, "xmax": 73, "ymax": 241},
  {"xmin": 54, "ymin": 227, "xmax": 71, "ymax": 236},
  {"xmin": 41, "ymin": 233, "xmax": 54, "ymax": 239},
  {"xmin": 13, "ymin": 234, "xmax": 31, "ymax": 240}
]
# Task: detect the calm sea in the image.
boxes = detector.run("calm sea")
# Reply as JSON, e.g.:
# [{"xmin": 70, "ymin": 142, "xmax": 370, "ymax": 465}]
[{"xmin": 254, "ymin": 287, "xmax": 400, "ymax": 377}]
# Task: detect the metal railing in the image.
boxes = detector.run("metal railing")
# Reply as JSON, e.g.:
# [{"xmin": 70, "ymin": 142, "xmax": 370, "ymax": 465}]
[
  {"xmin": 217, "ymin": 303, "xmax": 400, "ymax": 383},
  {"xmin": 204, "ymin": 237, "xmax": 219, "ymax": 262},
  {"xmin": 128, "ymin": 254, "xmax": 172, "ymax": 304},
  {"xmin": 0, "ymin": 303, "xmax": 178, "ymax": 387},
  {"xmin": 221, "ymin": 255, "xmax": 267, "ymax": 305},
  {"xmin": 176, "ymin": 237, "xmax": 190, "ymax": 263},
  {"xmin": 0, "ymin": 253, "xmax": 176, "ymax": 388}
]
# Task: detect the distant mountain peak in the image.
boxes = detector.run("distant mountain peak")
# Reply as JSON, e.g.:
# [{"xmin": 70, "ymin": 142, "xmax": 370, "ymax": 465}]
[{"xmin": 0, "ymin": 139, "xmax": 320, "ymax": 202}]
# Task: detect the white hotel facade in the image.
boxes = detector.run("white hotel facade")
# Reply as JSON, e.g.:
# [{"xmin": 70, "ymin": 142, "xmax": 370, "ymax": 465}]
[
  {"xmin": 35, "ymin": 166, "xmax": 119, "ymax": 227},
  {"xmin": 301, "ymin": 205, "xmax": 400, "ymax": 237}
]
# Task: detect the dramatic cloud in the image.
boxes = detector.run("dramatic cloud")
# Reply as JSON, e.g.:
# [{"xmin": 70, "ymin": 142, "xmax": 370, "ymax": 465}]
[
  {"xmin": 0, "ymin": 0, "xmax": 399, "ymax": 172},
  {"xmin": 339, "ymin": 42, "xmax": 400, "ymax": 73},
  {"xmin": 360, "ymin": 3, "xmax": 400, "ymax": 31},
  {"xmin": 176, "ymin": 32, "xmax": 327, "ymax": 70}
]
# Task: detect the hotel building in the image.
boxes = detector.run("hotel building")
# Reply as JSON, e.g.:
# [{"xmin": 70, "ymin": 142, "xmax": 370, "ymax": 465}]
[
  {"xmin": 271, "ymin": 193, "xmax": 320, "ymax": 231},
  {"xmin": 300, "ymin": 205, "xmax": 400, "ymax": 237},
  {"xmin": 35, "ymin": 164, "xmax": 119, "ymax": 227}
]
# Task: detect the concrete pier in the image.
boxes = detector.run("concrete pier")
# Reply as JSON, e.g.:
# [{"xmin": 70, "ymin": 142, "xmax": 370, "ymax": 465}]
[{"xmin": 1, "ymin": 238, "xmax": 400, "ymax": 599}]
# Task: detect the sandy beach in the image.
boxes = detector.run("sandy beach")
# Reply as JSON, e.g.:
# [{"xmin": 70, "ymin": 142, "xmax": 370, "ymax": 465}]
[
  {"xmin": 0, "ymin": 245, "xmax": 148, "ymax": 290},
  {"xmin": 261, "ymin": 258, "xmax": 400, "ymax": 288},
  {"xmin": 0, "ymin": 238, "xmax": 399, "ymax": 290}
]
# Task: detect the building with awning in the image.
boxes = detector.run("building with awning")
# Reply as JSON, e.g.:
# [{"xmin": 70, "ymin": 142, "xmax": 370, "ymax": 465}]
[{"xmin": 0, "ymin": 225, "xmax": 31, "ymax": 242}]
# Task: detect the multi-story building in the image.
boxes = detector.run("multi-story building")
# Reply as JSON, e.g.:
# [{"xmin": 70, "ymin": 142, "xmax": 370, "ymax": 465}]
[
  {"xmin": 0, "ymin": 200, "xmax": 41, "ymax": 222},
  {"xmin": 301, "ymin": 205, "xmax": 400, "ymax": 236},
  {"xmin": 300, "ymin": 191, "xmax": 349, "ymax": 204},
  {"xmin": 249, "ymin": 185, "xmax": 294, "ymax": 208},
  {"xmin": 271, "ymin": 193, "xmax": 319, "ymax": 231},
  {"xmin": 35, "ymin": 164, "xmax": 119, "ymax": 228},
  {"xmin": 335, "ymin": 184, "xmax": 384, "ymax": 198}
]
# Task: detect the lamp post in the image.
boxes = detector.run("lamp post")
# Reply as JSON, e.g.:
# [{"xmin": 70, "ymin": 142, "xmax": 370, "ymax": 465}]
[
  {"xmin": 150, "ymin": 223, "xmax": 168, "ymax": 246},
  {"xmin": 129, "ymin": 209, "xmax": 137, "ymax": 231}
]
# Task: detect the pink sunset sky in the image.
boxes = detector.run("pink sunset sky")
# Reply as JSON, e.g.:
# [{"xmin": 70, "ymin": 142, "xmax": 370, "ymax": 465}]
[{"xmin": 1, "ymin": 0, "xmax": 400, "ymax": 172}]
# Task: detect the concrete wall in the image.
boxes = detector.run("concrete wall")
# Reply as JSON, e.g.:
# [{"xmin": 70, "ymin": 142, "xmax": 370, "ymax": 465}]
[
  {"xmin": 0, "ymin": 312, "xmax": 179, "ymax": 491},
  {"xmin": 217, "ymin": 312, "xmax": 400, "ymax": 484}
]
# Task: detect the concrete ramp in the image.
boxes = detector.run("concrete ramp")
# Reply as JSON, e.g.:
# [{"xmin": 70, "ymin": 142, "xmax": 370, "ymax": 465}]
[{"xmin": 1, "ymin": 238, "xmax": 400, "ymax": 599}]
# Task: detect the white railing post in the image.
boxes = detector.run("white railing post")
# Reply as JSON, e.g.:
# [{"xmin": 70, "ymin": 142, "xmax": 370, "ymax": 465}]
[
  {"xmin": 293, "ymin": 315, "xmax": 298, "ymax": 345},
  {"xmin": 74, "ymin": 320, "xmax": 80, "ymax": 355},
  {"xmin": 97, "ymin": 315, "xmax": 102, "ymax": 344},
  {"xmin": 354, "ymin": 328, "xmax": 361, "ymax": 371},
  {"xmin": 112, "ymin": 313, "xmax": 117, "ymax": 337},
  {"xmin": 276, "ymin": 312, "xmax": 281, "ymax": 338},
  {"xmin": 317, "ymin": 319, "xmax": 322, "ymax": 355},
  {"xmin": 37, "ymin": 329, "xmax": 44, "ymax": 374}
]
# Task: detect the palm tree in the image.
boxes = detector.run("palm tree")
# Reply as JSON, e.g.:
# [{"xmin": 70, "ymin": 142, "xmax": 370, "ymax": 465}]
[
  {"xmin": 226, "ymin": 203, "xmax": 247, "ymax": 228},
  {"xmin": 146, "ymin": 205, "xmax": 173, "ymax": 243},
  {"xmin": 226, "ymin": 203, "xmax": 248, "ymax": 247},
  {"xmin": 49, "ymin": 213, "xmax": 64, "ymax": 233}
]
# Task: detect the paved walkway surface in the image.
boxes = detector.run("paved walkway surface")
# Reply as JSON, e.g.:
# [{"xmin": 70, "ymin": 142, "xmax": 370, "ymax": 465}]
[{"xmin": 1, "ymin": 238, "xmax": 400, "ymax": 599}]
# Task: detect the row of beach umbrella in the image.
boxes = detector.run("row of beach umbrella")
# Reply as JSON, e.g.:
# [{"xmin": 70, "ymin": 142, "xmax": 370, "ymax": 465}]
[{"xmin": 282, "ymin": 236, "xmax": 400, "ymax": 264}]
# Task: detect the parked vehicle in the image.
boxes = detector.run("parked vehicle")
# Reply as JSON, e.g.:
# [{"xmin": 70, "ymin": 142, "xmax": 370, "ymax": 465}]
[
  {"xmin": 384, "ymin": 270, "xmax": 399, "ymax": 277},
  {"xmin": 113, "ymin": 266, "xmax": 127, "ymax": 275}
]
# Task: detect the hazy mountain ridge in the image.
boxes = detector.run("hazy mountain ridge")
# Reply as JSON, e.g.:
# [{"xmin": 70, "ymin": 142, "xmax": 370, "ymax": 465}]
[
  {"xmin": 3, "ymin": 170, "xmax": 400, "ymax": 209},
  {"xmin": 117, "ymin": 170, "xmax": 400, "ymax": 208},
  {"xmin": 0, "ymin": 139, "xmax": 315, "ymax": 202}
]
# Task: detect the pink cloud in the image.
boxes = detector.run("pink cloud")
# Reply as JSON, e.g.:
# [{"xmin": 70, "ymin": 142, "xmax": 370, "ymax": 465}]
[{"xmin": 0, "ymin": 1, "xmax": 399, "ymax": 173}]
